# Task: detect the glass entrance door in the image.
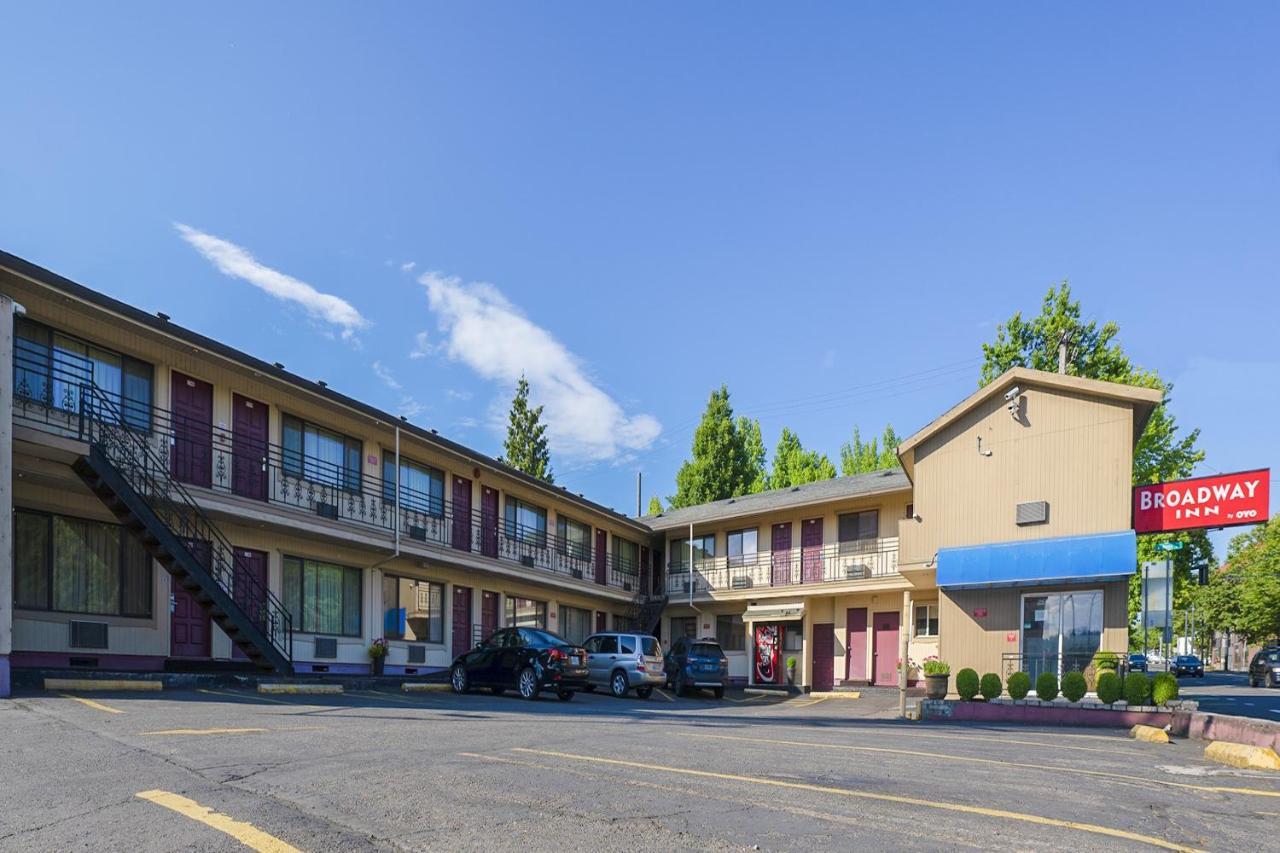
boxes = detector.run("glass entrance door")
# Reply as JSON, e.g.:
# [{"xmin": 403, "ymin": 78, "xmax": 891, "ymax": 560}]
[{"xmin": 1021, "ymin": 591, "xmax": 1103, "ymax": 681}]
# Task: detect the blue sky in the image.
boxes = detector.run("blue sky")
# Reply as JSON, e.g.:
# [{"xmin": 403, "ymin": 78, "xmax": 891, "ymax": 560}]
[{"xmin": 2, "ymin": 5, "xmax": 1276, "ymax": 553}]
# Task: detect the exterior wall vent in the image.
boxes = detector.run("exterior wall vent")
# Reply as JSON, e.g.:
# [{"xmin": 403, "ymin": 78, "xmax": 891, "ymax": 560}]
[
  {"xmin": 407, "ymin": 645, "xmax": 426, "ymax": 664},
  {"xmin": 314, "ymin": 637, "xmax": 338, "ymax": 658},
  {"xmin": 70, "ymin": 621, "xmax": 109, "ymax": 649},
  {"xmin": 1016, "ymin": 500, "xmax": 1050, "ymax": 526}
]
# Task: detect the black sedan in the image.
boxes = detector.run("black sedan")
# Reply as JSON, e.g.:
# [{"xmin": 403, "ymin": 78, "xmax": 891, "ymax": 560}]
[
  {"xmin": 1171, "ymin": 655, "xmax": 1204, "ymax": 678},
  {"xmin": 450, "ymin": 626, "xmax": 589, "ymax": 700},
  {"xmin": 1247, "ymin": 647, "xmax": 1280, "ymax": 688},
  {"xmin": 1128, "ymin": 653, "xmax": 1148, "ymax": 673}
]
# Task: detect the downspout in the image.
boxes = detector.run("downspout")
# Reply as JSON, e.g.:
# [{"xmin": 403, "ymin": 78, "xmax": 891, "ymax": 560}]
[{"xmin": 368, "ymin": 425, "xmax": 402, "ymax": 571}]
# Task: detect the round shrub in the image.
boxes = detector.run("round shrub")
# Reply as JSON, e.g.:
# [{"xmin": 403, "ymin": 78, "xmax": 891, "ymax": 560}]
[
  {"xmin": 955, "ymin": 668, "xmax": 980, "ymax": 700},
  {"xmin": 1124, "ymin": 672, "xmax": 1152, "ymax": 706},
  {"xmin": 979, "ymin": 672, "xmax": 1002, "ymax": 700},
  {"xmin": 1061, "ymin": 671, "xmax": 1087, "ymax": 702},
  {"xmin": 1093, "ymin": 652, "xmax": 1120, "ymax": 671},
  {"xmin": 1152, "ymin": 672, "xmax": 1179, "ymax": 706},
  {"xmin": 1007, "ymin": 671, "xmax": 1031, "ymax": 700},
  {"xmin": 1035, "ymin": 671, "xmax": 1059, "ymax": 701},
  {"xmin": 1096, "ymin": 671, "xmax": 1122, "ymax": 704}
]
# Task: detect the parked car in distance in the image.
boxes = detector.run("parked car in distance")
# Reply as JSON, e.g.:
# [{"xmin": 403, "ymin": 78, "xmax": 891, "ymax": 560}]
[
  {"xmin": 450, "ymin": 626, "xmax": 588, "ymax": 701},
  {"xmin": 582, "ymin": 632, "xmax": 665, "ymax": 698},
  {"xmin": 664, "ymin": 636, "xmax": 729, "ymax": 698},
  {"xmin": 1128, "ymin": 653, "xmax": 1148, "ymax": 673},
  {"xmin": 1248, "ymin": 647, "xmax": 1280, "ymax": 688},
  {"xmin": 1171, "ymin": 655, "xmax": 1204, "ymax": 678}
]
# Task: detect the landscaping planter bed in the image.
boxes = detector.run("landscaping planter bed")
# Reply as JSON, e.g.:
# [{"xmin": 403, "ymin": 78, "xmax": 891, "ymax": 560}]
[{"xmin": 921, "ymin": 697, "xmax": 1187, "ymax": 728}]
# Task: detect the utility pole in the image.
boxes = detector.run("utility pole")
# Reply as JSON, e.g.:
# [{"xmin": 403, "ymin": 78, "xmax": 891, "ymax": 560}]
[
  {"xmin": 1058, "ymin": 330, "xmax": 1070, "ymax": 375},
  {"xmin": 636, "ymin": 471, "xmax": 642, "ymax": 517}
]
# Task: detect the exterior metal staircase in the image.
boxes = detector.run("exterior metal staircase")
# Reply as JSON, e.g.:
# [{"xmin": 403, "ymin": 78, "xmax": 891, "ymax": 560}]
[
  {"xmin": 71, "ymin": 385, "xmax": 293, "ymax": 673},
  {"xmin": 628, "ymin": 594, "xmax": 668, "ymax": 637}
]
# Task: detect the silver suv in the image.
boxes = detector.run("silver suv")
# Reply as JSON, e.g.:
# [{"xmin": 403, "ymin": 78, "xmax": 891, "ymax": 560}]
[{"xmin": 582, "ymin": 632, "xmax": 665, "ymax": 698}]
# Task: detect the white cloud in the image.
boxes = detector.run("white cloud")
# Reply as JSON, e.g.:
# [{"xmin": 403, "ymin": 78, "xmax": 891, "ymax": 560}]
[
  {"xmin": 372, "ymin": 360, "xmax": 402, "ymax": 391},
  {"xmin": 421, "ymin": 272, "xmax": 662, "ymax": 463},
  {"xmin": 175, "ymin": 224, "xmax": 370, "ymax": 340},
  {"xmin": 446, "ymin": 388, "xmax": 473, "ymax": 402},
  {"xmin": 401, "ymin": 261, "xmax": 417, "ymax": 272},
  {"xmin": 409, "ymin": 330, "xmax": 431, "ymax": 359}
]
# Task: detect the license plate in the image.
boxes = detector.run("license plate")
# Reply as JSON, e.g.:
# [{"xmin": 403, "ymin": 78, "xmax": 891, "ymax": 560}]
[{"xmin": 571, "ymin": 656, "xmax": 581, "ymax": 665}]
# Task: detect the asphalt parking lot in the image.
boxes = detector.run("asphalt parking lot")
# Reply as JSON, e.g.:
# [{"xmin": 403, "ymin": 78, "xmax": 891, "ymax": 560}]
[
  {"xmin": 1173, "ymin": 670, "xmax": 1280, "ymax": 721},
  {"xmin": 2, "ymin": 684, "xmax": 1278, "ymax": 852}
]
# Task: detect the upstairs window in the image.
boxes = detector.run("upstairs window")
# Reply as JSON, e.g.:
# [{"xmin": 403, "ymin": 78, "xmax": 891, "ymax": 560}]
[
  {"xmin": 669, "ymin": 534, "xmax": 715, "ymax": 572},
  {"xmin": 838, "ymin": 510, "xmax": 880, "ymax": 552},
  {"xmin": 556, "ymin": 515, "xmax": 592, "ymax": 560},
  {"xmin": 504, "ymin": 498, "xmax": 547, "ymax": 547},
  {"xmin": 612, "ymin": 537, "xmax": 639, "ymax": 575},
  {"xmin": 282, "ymin": 415, "xmax": 362, "ymax": 492},
  {"xmin": 382, "ymin": 453, "xmax": 445, "ymax": 517},
  {"xmin": 726, "ymin": 528, "xmax": 758, "ymax": 568}
]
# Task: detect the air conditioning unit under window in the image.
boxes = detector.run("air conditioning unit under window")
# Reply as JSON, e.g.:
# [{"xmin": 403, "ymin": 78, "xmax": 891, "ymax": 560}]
[
  {"xmin": 70, "ymin": 621, "xmax": 109, "ymax": 649},
  {"xmin": 314, "ymin": 637, "xmax": 337, "ymax": 658}
]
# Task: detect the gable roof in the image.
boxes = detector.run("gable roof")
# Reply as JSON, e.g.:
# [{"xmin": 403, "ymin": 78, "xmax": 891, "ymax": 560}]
[{"xmin": 895, "ymin": 366, "xmax": 1163, "ymax": 481}]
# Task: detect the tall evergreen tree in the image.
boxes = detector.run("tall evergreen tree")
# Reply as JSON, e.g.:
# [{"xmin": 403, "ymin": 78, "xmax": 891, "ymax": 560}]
[
  {"xmin": 768, "ymin": 427, "xmax": 837, "ymax": 489},
  {"xmin": 670, "ymin": 386, "xmax": 765, "ymax": 508},
  {"xmin": 499, "ymin": 375, "xmax": 554, "ymax": 483},
  {"xmin": 839, "ymin": 424, "xmax": 902, "ymax": 475},
  {"xmin": 646, "ymin": 496, "xmax": 664, "ymax": 516},
  {"xmin": 738, "ymin": 416, "xmax": 769, "ymax": 494}
]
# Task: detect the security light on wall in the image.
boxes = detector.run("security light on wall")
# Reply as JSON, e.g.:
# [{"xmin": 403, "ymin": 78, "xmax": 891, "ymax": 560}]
[{"xmin": 1004, "ymin": 385, "xmax": 1021, "ymax": 417}]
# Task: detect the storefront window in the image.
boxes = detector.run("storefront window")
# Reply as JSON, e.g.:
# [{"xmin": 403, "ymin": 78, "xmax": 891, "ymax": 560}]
[{"xmin": 1021, "ymin": 590, "xmax": 1102, "ymax": 680}]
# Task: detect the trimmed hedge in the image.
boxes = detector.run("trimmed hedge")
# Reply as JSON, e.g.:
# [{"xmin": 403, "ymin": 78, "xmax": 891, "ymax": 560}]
[
  {"xmin": 956, "ymin": 668, "xmax": 980, "ymax": 700},
  {"xmin": 979, "ymin": 672, "xmax": 1002, "ymax": 700},
  {"xmin": 1152, "ymin": 672, "xmax": 1179, "ymax": 706},
  {"xmin": 1124, "ymin": 672, "xmax": 1152, "ymax": 706},
  {"xmin": 1061, "ymin": 671, "xmax": 1087, "ymax": 702},
  {"xmin": 1007, "ymin": 671, "xmax": 1031, "ymax": 700},
  {"xmin": 1096, "ymin": 671, "xmax": 1122, "ymax": 704},
  {"xmin": 1035, "ymin": 671, "xmax": 1059, "ymax": 702}
]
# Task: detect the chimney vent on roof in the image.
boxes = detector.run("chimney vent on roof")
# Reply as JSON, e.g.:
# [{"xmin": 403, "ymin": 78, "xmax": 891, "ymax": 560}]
[
  {"xmin": 155, "ymin": 312, "xmax": 170, "ymax": 321},
  {"xmin": 317, "ymin": 380, "xmax": 327, "ymax": 388},
  {"xmin": 430, "ymin": 429, "xmax": 437, "ymax": 434},
  {"xmin": 273, "ymin": 362, "xmax": 284, "ymax": 369},
  {"xmin": 400, "ymin": 415, "xmax": 408, "ymax": 421}
]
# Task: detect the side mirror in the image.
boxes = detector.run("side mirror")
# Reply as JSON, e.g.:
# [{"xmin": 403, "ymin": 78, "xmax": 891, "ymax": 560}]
[{"xmin": 473, "ymin": 643, "xmax": 483, "ymax": 650}]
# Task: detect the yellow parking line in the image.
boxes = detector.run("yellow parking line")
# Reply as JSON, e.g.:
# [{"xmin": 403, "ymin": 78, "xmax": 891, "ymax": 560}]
[
  {"xmin": 197, "ymin": 688, "xmax": 292, "ymax": 706},
  {"xmin": 685, "ymin": 733, "xmax": 1280, "ymax": 799},
  {"xmin": 511, "ymin": 748, "xmax": 1201, "ymax": 851},
  {"xmin": 135, "ymin": 790, "xmax": 300, "ymax": 852},
  {"xmin": 791, "ymin": 697, "xmax": 830, "ymax": 709},
  {"xmin": 60, "ymin": 693, "xmax": 122, "ymax": 714},
  {"xmin": 861, "ymin": 728, "xmax": 1118, "ymax": 755}
]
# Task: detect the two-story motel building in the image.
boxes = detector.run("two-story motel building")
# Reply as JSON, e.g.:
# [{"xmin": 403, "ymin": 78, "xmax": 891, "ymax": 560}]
[{"xmin": 0, "ymin": 250, "xmax": 1162, "ymax": 698}]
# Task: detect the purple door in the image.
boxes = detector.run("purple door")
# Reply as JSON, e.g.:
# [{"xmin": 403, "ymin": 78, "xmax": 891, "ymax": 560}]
[
  {"xmin": 481, "ymin": 590, "xmax": 500, "ymax": 640},
  {"xmin": 171, "ymin": 538, "xmax": 212, "ymax": 658},
  {"xmin": 231, "ymin": 548, "xmax": 269, "ymax": 659},
  {"xmin": 595, "ymin": 611, "xmax": 607, "ymax": 633},
  {"xmin": 594, "ymin": 529, "xmax": 608, "ymax": 585},
  {"xmin": 480, "ymin": 486, "xmax": 499, "ymax": 558},
  {"xmin": 812, "ymin": 623, "xmax": 835, "ymax": 691},
  {"xmin": 171, "ymin": 372, "xmax": 213, "ymax": 488},
  {"xmin": 846, "ymin": 608, "xmax": 868, "ymax": 682},
  {"xmin": 639, "ymin": 545, "xmax": 650, "ymax": 596},
  {"xmin": 452, "ymin": 586, "xmax": 473, "ymax": 659},
  {"xmin": 231, "ymin": 394, "xmax": 268, "ymax": 501},
  {"xmin": 872, "ymin": 611, "xmax": 900, "ymax": 686},
  {"xmin": 771, "ymin": 523, "xmax": 792, "ymax": 586},
  {"xmin": 451, "ymin": 476, "xmax": 472, "ymax": 552},
  {"xmin": 801, "ymin": 518, "xmax": 823, "ymax": 583}
]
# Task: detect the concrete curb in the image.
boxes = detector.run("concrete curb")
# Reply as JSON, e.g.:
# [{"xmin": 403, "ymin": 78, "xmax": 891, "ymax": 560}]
[
  {"xmin": 45, "ymin": 678, "xmax": 162, "ymax": 692},
  {"xmin": 1129, "ymin": 724, "xmax": 1170, "ymax": 744},
  {"xmin": 809, "ymin": 691, "xmax": 861, "ymax": 700},
  {"xmin": 1203, "ymin": 741, "xmax": 1280, "ymax": 772},
  {"xmin": 258, "ymin": 683, "xmax": 343, "ymax": 695},
  {"xmin": 403, "ymin": 683, "xmax": 451, "ymax": 693}
]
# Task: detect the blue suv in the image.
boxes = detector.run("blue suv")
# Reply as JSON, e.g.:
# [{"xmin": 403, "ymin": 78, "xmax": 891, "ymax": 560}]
[{"xmin": 664, "ymin": 636, "xmax": 729, "ymax": 699}]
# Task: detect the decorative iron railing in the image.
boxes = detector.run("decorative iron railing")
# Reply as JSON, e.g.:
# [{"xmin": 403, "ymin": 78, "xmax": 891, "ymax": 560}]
[{"xmin": 665, "ymin": 538, "xmax": 899, "ymax": 595}]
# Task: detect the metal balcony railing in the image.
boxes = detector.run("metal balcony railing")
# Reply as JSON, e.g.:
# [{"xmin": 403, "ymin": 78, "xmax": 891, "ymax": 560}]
[{"xmin": 665, "ymin": 538, "xmax": 899, "ymax": 595}]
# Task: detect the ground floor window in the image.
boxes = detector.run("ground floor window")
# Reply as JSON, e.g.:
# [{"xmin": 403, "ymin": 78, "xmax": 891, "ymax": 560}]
[
  {"xmin": 506, "ymin": 596, "xmax": 547, "ymax": 629},
  {"xmin": 914, "ymin": 603, "xmax": 939, "ymax": 637},
  {"xmin": 381, "ymin": 575, "xmax": 444, "ymax": 643},
  {"xmin": 716, "ymin": 614, "xmax": 745, "ymax": 651},
  {"xmin": 559, "ymin": 605, "xmax": 592, "ymax": 644},
  {"xmin": 669, "ymin": 616, "xmax": 698, "ymax": 640},
  {"xmin": 1020, "ymin": 589, "xmax": 1103, "ymax": 680},
  {"xmin": 282, "ymin": 556, "xmax": 362, "ymax": 636},
  {"xmin": 13, "ymin": 508, "xmax": 152, "ymax": 617}
]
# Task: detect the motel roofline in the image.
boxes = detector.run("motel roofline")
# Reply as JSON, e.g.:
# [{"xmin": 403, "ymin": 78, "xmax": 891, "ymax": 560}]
[{"xmin": 0, "ymin": 248, "xmax": 651, "ymax": 537}]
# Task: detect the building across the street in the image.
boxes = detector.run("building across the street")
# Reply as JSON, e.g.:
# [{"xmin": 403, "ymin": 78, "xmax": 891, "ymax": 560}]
[{"xmin": 0, "ymin": 250, "xmax": 1163, "ymax": 698}]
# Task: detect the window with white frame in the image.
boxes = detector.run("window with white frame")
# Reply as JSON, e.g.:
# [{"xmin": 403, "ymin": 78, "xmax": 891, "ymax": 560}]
[{"xmin": 914, "ymin": 603, "xmax": 939, "ymax": 637}]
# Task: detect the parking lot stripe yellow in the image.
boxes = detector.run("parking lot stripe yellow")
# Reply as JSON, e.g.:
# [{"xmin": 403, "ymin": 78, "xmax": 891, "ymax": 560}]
[
  {"xmin": 685, "ymin": 732, "xmax": 1280, "ymax": 799},
  {"xmin": 197, "ymin": 688, "xmax": 292, "ymax": 705},
  {"xmin": 60, "ymin": 693, "xmax": 123, "ymax": 714},
  {"xmin": 135, "ymin": 790, "xmax": 300, "ymax": 852},
  {"xmin": 511, "ymin": 748, "xmax": 1202, "ymax": 852},
  {"xmin": 857, "ymin": 728, "xmax": 1119, "ymax": 754}
]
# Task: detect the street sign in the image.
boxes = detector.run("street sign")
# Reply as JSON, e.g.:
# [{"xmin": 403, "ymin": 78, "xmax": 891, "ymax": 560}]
[
  {"xmin": 1154, "ymin": 541, "xmax": 1184, "ymax": 552},
  {"xmin": 1134, "ymin": 468, "xmax": 1270, "ymax": 534}
]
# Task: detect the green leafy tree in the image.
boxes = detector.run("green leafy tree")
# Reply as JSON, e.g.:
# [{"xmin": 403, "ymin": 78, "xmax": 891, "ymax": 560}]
[
  {"xmin": 1193, "ymin": 519, "xmax": 1280, "ymax": 645},
  {"xmin": 646, "ymin": 496, "xmax": 664, "ymax": 516},
  {"xmin": 978, "ymin": 282, "xmax": 1210, "ymax": 633},
  {"xmin": 768, "ymin": 427, "xmax": 837, "ymax": 489},
  {"xmin": 670, "ymin": 386, "xmax": 765, "ymax": 508},
  {"xmin": 738, "ymin": 416, "xmax": 769, "ymax": 494},
  {"xmin": 840, "ymin": 425, "xmax": 902, "ymax": 475},
  {"xmin": 499, "ymin": 375, "xmax": 554, "ymax": 483}
]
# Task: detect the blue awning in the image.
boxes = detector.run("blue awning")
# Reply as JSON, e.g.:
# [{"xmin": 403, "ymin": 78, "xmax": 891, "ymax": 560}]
[{"xmin": 936, "ymin": 530, "xmax": 1137, "ymax": 590}]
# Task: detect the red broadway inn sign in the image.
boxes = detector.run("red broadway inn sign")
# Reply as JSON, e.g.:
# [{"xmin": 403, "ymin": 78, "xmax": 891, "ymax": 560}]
[{"xmin": 1133, "ymin": 469, "xmax": 1270, "ymax": 534}]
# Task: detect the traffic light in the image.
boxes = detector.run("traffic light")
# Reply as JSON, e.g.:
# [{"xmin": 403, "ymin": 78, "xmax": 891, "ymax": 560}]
[{"xmin": 1194, "ymin": 562, "xmax": 1209, "ymax": 585}]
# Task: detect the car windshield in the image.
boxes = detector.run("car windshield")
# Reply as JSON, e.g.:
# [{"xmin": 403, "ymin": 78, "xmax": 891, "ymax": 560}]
[
  {"xmin": 640, "ymin": 637, "xmax": 660, "ymax": 656},
  {"xmin": 1178, "ymin": 656, "xmax": 1198, "ymax": 663},
  {"xmin": 521, "ymin": 628, "xmax": 568, "ymax": 647},
  {"xmin": 690, "ymin": 643, "xmax": 724, "ymax": 658},
  {"xmin": 1263, "ymin": 651, "xmax": 1280, "ymax": 663}
]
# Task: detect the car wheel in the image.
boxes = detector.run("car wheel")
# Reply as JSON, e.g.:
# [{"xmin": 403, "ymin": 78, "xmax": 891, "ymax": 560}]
[
  {"xmin": 557, "ymin": 690, "xmax": 574, "ymax": 701},
  {"xmin": 451, "ymin": 665, "xmax": 469, "ymax": 694},
  {"xmin": 713, "ymin": 686, "xmax": 725, "ymax": 700},
  {"xmin": 518, "ymin": 667, "xmax": 541, "ymax": 700},
  {"xmin": 636, "ymin": 686, "xmax": 654, "ymax": 699},
  {"xmin": 491, "ymin": 686, "xmax": 505, "ymax": 696},
  {"xmin": 611, "ymin": 671, "xmax": 629, "ymax": 698}
]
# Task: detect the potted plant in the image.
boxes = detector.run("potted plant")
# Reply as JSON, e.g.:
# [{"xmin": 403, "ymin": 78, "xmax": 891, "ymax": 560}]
[
  {"xmin": 368, "ymin": 638, "xmax": 389, "ymax": 676},
  {"xmin": 921, "ymin": 656, "xmax": 950, "ymax": 700},
  {"xmin": 785, "ymin": 656, "xmax": 797, "ymax": 685}
]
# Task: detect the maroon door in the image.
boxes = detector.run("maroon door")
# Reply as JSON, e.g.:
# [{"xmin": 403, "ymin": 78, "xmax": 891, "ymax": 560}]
[
  {"xmin": 231, "ymin": 548, "xmax": 269, "ymax": 659},
  {"xmin": 452, "ymin": 585, "xmax": 473, "ymax": 659},
  {"xmin": 594, "ymin": 529, "xmax": 608, "ymax": 585},
  {"xmin": 812, "ymin": 623, "xmax": 835, "ymax": 691},
  {"xmin": 639, "ymin": 545, "xmax": 650, "ymax": 597},
  {"xmin": 171, "ymin": 540, "xmax": 212, "ymax": 659},
  {"xmin": 801, "ymin": 518, "xmax": 824, "ymax": 583},
  {"xmin": 651, "ymin": 548, "xmax": 663, "ymax": 596},
  {"xmin": 771, "ymin": 523, "xmax": 792, "ymax": 586},
  {"xmin": 846, "ymin": 608, "xmax": 868, "ymax": 682},
  {"xmin": 480, "ymin": 487, "xmax": 499, "ymax": 558},
  {"xmin": 231, "ymin": 394, "xmax": 268, "ymax": 501},
  {"xmin": 171, "ymin": 372, "xmax": 213, "ymax": 488},
  {"xmin": 872, "ymin": 611, "xmax": 900, "ymax": 686},
  {"xmin": 451, "ymin": 476, "xmax": 472, "ymax": 552},
  {"xmin": 480, "ymin": 590, "xmax": 500, "ymax": 640},
  {"xmin": 595, "ymin": 611, "xmax": 607, "ymax": 633}
]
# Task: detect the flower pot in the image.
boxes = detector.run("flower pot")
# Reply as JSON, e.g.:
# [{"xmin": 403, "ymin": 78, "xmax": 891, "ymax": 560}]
[
  {"xmin": 372, "ymin": 656, "xmax": 386, "ymax": 676},
  {"xmin": 924, "ymin": 673, "xmax": 949, "ymax": 700}
]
